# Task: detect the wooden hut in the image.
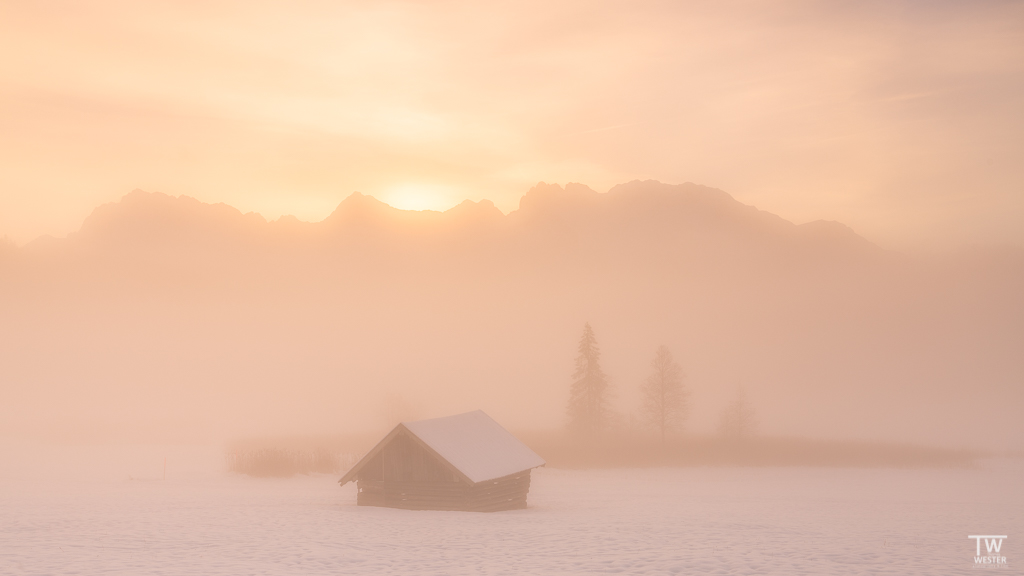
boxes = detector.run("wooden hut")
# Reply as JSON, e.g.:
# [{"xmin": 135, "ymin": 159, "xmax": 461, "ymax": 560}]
[{"xmin": 338, "ymin": 410, "xmax": 545, "ymax": 512}]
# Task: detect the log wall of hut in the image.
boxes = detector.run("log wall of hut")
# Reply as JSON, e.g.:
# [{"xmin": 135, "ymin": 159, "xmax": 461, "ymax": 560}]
[{"xmin": 354, "ymin": 431, "xmax": 532, "ymax": 512}]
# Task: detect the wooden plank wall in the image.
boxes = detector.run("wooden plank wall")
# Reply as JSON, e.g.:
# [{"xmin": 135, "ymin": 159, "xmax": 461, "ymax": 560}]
[
  {"xmin": 355, "ymin": 470, "xmax": 532, "ymax": 512},
  {"xmin": 463, "ymin": 470, "xmax": 531, "ymax": 512}
]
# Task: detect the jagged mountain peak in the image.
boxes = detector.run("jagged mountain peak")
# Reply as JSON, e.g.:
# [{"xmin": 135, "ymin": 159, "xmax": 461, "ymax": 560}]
[
  {"xmin": 516, "ymin": 182, "xmax": 600, "ymax": 214},
  {"xmin": 13, "ymin": 181, "xmax": 882, "ymax": 259},
  {"xmin": 73, "ymin": 189, "xmax": 266, "ymax": 245}
]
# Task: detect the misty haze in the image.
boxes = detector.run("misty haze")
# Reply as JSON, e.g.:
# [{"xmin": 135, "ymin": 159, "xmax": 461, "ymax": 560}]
[{"xmin": 2, "ymin": 1, "xmax": 1022, "ymax": 574}]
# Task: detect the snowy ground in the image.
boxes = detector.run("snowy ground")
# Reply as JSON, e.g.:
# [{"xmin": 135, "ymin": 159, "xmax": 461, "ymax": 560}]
[{"xmin": 1, "ymin": 448, "xmax": 1020, "ymax": 575}]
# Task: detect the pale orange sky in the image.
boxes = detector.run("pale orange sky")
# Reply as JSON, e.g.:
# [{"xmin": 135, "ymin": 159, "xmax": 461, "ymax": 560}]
[{"xmin": 1, "ymin": 0, "xmax": 1022, "ymax": 249}]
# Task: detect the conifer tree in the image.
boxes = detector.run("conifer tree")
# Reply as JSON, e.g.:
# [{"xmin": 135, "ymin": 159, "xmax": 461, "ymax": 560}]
[
  {"xmin": 640, "ymin": 345, "xmax": 689, "ymax": 442},
  {"xmin": 567, "ymin": 323, "xmax": 610, "ymax": 437}
]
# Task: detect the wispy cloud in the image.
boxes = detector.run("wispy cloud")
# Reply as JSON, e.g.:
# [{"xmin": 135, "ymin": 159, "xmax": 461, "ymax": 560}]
[
  {"xmin": 577, "ymin": 123, "xmax": 639, "ymax": 135},
  {"xmin": 0, "ymin": 0, "xmax": 1022, "ymax": 248}
]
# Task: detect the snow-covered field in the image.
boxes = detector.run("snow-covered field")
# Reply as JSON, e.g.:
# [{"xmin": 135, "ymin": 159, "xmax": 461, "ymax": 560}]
[{"xmin": 1, "ymin": 447, "xmax": 1020, "ymax": 575}]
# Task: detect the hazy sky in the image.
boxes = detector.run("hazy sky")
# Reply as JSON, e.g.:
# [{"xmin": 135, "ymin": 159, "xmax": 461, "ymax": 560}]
[{"xmin": 1, "ymin": 0, "xmax": 1022, "ymax": 249}]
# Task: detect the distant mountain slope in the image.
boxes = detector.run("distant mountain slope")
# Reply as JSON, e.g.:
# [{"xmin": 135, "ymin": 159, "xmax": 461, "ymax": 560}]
[
  {"xmin": 20, "ymin": 180, "xmax": 880, "ymax": 265},
  {"xmin": 0, "ymin": 181, "xmax": 1020, "ymax": 451}
]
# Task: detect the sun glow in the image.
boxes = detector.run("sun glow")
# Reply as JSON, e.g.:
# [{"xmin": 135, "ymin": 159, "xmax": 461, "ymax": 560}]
[{"xmin": 378, "ymin": 184, "xmax": 458, "ymax": 212}]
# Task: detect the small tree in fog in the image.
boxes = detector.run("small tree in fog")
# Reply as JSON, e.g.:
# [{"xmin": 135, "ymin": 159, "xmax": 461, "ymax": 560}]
[
  {"xmin": 567, "ymin": 323, "xmax": 611, "ymax": 437},
  {"xmin": 718, "ymin": 387, "xmax": 756, "ymax": 439},
  {"xmin": 640, "ymin": 345, "xmax": 689, "ymax": 442}
]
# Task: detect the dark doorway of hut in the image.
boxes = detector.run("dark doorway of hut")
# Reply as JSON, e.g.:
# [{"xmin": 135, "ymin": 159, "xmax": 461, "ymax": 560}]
[{"xmin": 339, "ymin": 411, "xmax": 545, "ymax": 512}]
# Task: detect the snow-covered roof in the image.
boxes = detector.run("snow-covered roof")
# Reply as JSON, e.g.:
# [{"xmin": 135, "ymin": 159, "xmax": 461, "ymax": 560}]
[
  {"xmin": 402, "ymin": 411, "xmax": 546, "ymax": 484},
  {"xmin": 339, "ymin": 410, "xmax": 545, "ymax": 486}
]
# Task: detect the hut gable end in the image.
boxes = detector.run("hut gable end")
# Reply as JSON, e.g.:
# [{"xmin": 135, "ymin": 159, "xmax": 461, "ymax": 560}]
[
  {"xmin": 381, "ymin": 432, "xmax": 459, "ymax": 483},
  {"xmin": 338, "ymin": 410, "xmax": 545, "ymax": 512}
]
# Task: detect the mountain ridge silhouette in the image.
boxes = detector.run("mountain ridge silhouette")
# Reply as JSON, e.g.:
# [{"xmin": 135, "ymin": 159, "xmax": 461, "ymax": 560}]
[
  {"xmin": 1, "ymin": 180, "xmax": 1020, "ymax": 450},
  {"xmin": 16, "ymin": 180, "xmax": 878, "ymax": 260}
]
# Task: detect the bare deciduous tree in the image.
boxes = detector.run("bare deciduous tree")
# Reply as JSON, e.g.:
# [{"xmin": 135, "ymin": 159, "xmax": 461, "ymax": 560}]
[
  {"xmin": 719, "ymin": 387, "xmax": 757, "ymax": 439},
  {"xmin": 640, "ymin": 345, "xmax": 689, "ymax": 442}
]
